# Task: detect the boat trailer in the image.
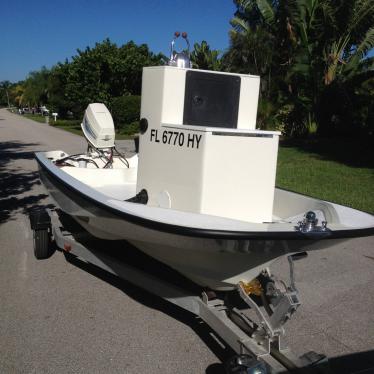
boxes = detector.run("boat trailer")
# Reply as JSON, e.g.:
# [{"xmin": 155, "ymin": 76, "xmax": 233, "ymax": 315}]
[{"xmin": 30, "ymin": 209, "xmax": 329, "ymax": 374}]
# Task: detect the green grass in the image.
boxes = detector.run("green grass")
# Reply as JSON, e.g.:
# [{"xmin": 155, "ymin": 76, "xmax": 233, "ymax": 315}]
[
  {"xmin": 277, "ymin": 139, "xmax": 374, "ymax": 213},
  {"xmin": 23, "ymin": 113, "xmax": 46, "ymax": 123},
  {"xmin": 21, "ymin": 113, "xmax": 133, "ymax": 139},
  {"xmin": 51, "ymin": 123, "xmax": 133, "ymax": 139},
  {"xmin": 51, "ymin": 125, "xmax": 133, "ymax": 139}
]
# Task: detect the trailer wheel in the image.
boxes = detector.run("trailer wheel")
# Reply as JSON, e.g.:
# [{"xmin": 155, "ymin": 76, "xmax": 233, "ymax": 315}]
[{"xmin": 33, "ymin": 229, "xmax": 52, "ymax": 259}]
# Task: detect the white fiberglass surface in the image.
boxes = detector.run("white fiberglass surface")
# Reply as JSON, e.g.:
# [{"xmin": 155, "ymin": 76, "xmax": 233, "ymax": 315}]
[
  {"xmin": 273, "ymin": 188, "xmax": 374, "ymax": 228},
  {"xmin": 38, "ymin": 152, "xmax": 374, "ymax": 232},
  {"xmin": 60, "ymin": 166, "xmax": 137, "ymax": 200}
]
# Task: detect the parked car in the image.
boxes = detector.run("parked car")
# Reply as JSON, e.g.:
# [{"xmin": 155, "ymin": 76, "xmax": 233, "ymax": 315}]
[{"xmin": 40, "ymin": 106, "xmax": 49, "ymax": 116}]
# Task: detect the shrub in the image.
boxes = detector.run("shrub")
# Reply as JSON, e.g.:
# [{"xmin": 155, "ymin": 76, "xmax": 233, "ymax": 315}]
[
  {"xmin": 110, "ymin": 95, "xmax": 141, "ymax": 131},
  {"xmin": 119, "ymin": 121, "xmax": 140, "ymax": 135},
  {"xmin": 52, "ymin": 119, "xmax": 81, "ymax": 127}
]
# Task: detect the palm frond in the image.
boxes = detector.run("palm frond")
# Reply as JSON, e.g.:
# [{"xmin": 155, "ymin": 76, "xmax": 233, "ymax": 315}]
[
  {"xmin": 287, "ymin": 0, "xmax": 304, "ymax": 24},
  {"xmin": 255, "ymin": 0, "xmax": 275, "ymax": 25},
  {"xmin": 324, "ymin": 34, "xmax": 351, "ymax": 84},
  {"xmin": 349, "ymin": 0, "xmax": 374, "ymax": 34},
  {"xmin": 344, "ymin": 69, "xmax": 374, "ymax": 89},
  {"xmin": 318, "ymin": 1, "xmax": 337, "ymax": 32},
  {"xmin": 236, "ymin": 0, "xmax": 254, "ymax": 10},
  {"xmin": 230, "ymin": 16, "xmax": 250, "ymax": 34},
  {"xmin": 319, "ymin": 1, "xmax": 335, "ymax": 23},
  {"xmin": 356, "ymin": 27, "xmax": 374, "ymax": 58},
  {"xmin": 361, "ymin": 55, "xmax": 374, "ymax": 69}
]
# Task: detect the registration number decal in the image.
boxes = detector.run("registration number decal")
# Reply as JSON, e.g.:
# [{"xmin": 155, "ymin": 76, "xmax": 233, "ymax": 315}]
[{"xmin": 150, "ymin": 129, "xmax": 202, "ymax": 149}]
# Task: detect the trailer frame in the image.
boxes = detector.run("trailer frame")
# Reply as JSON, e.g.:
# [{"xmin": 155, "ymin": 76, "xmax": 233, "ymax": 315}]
[{"xmin": 29, "ymin": 208, "xmax": 329, "ymax": 374}]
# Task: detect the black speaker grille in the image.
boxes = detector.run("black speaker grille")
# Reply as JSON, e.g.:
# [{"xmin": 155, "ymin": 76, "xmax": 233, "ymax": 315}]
[{"xmin": 183, "ymin": 70, "xmax": 241, "ymax": 128}]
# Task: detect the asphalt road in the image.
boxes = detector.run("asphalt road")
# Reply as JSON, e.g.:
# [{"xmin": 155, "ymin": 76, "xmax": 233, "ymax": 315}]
[{"xmin": 0, "ymin": 108, "xmax": 373, "ymax": 374}]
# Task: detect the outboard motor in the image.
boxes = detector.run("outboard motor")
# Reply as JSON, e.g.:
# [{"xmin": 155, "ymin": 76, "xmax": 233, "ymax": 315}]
[
  {"xmin": 168, "ymin": 31, "xmax": 192, "ymax": 68},
  {"xmin": 81, "ymin": 103, "xmax": 115, "ymax": 149},
  {"xmin": 80, "ymin": 103, "xmax": 129, "ymax": 169}
]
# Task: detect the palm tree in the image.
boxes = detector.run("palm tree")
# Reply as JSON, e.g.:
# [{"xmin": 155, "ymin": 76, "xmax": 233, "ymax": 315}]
[
  {"xmin": 190, "ymin": 41, "xmax": 221, "ymax": 71},
  {"xmin": 225, "ymin": 0, "xmax": 374, "ymax": 136}
]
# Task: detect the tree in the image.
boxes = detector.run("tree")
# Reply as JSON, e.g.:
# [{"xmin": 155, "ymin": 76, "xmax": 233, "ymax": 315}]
[
  {"xmin": 4, "ymin": 38, "xmax": 166, "ymax": 118},
  {"xmin": 117, "ymin": 41, "xmax": 166, "ymax": 95},
  {"xmin": 10, "ymin": 84, "xmax": 25, "ymax": 107},
  {"xmin": 65, "ymin": 39, "xmax": 164, "ymax": 115},
  {"xmin": 47, "ymin": 61, "xmax": 72, "ymax": 117},
  {"xmin": 224, "ymin": 0, "xmax": 374, "ymax": 137},
  {"xmin": 0, "ymin": 81, "xmax": 12, "ymax": 107},
  {"xmin": 190, "ymin": 41, "xmax": 222, "ymax": 70},
  {"xmin": 22, "ymin": 67, "xmax": 50, "ymax": 107}
]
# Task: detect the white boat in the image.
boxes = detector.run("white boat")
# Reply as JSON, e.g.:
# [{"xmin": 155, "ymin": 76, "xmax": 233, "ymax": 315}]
[{"xmin": 35, "ymin": 39, "xmax": 374, "ymax": 292}]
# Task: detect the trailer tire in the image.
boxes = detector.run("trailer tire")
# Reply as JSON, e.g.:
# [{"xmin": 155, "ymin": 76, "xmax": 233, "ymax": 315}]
[{"xmin": 33, "ymin": 229, "xmax": 51, "ymax": 259}]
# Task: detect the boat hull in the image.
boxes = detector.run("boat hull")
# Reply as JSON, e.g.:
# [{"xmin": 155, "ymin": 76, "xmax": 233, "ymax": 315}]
[{"xmin": 38, "ymin": 160, "xmax": 347, "ymax": 290}]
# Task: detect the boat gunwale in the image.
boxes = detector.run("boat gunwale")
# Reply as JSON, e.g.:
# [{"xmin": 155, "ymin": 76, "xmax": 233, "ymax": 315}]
[{"xmin": 35, "ymin": 152, "xmax": 374, "ymax": 241}]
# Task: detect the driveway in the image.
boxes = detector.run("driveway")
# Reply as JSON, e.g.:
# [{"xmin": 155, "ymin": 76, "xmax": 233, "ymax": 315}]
[{"xmin": 0, "ymin": 108, "xmax": 373, "ymax": 373}]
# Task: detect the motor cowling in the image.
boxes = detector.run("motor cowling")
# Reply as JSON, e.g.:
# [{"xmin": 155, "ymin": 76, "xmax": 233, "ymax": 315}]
[{"xmin": 81, "ymin": 103, "xmax": 115, "ymax": 149}]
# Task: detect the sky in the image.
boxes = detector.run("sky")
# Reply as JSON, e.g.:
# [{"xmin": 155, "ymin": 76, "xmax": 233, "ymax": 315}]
[{"xmin": 1, "ymin": 0, "xmax": 236, "ymax": 82}]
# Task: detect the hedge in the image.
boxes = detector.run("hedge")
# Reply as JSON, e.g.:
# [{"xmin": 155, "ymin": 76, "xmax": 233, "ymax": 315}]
[{"xmin": 110, "ymin": 95, "xmax": 141, "ymax": 132}]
